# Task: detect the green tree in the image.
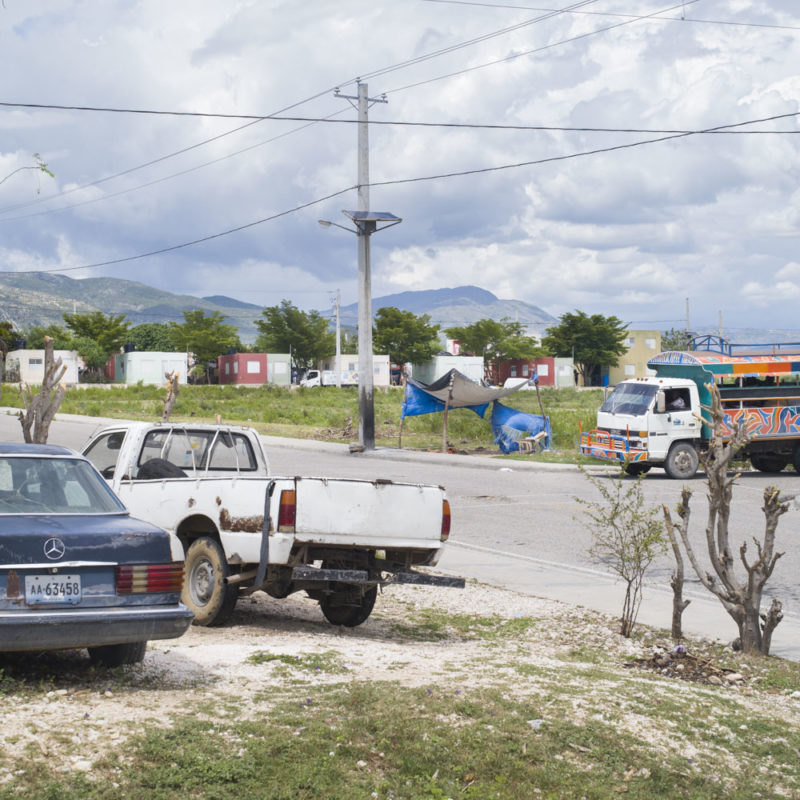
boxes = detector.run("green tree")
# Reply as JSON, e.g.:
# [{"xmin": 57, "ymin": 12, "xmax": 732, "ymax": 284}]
[
  {"xmin": 72, "ymin": 336, "xmax": 108, "ymax": 373},
  {"xmin": 445, "ymin": 318, "xmax": 542, "ymax": 361},
  {"xmin": 542, "ymin": 311, "xmax": 628, "ymax": 385},
  {"xmin": 661, "ymin": 327, "xmax": 691, "ymax": 352},
  {"xmin": 169, "ymin": 310, "xmax": 240, "ymax": 381},
  {"xmin": 63, "ymin": 311, "xmax": 131, "ymax": 358},
  {"xmin": 373, "ymin": 307, "xmax": 440, "ymax": 368},
  {"xmin": 254, "ymin": 300, "xmax": 335, "ymax": 370},
  {"xmin": 127, "ymin": 322, "xmax": 175, "ymax": 352},
  {"xmin": 25, "ymin": 324, "xmax": 76, "ymax": 350}
]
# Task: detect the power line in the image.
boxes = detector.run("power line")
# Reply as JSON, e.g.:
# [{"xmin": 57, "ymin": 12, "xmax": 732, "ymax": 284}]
[
  {"xmin": 0, "ymin": 0, "xmax": 605, "ymax": 217},
  {"xmin": 4, "ymin": 102, "xmax": 799, "ymax": 135},
  {"xmin": 385, "ymin": 0, "xmax": 701, "ymax": 95},
  {"xmin": 5, "ymin": 108, "xmax": 791, "ymax": 277},
  {"xmin": 422, "ymin": 0, "xmax": 800, "ymax": 33},
  {"xmin": 371, "ymin": 111, "xmax": 800, "ymax": 188},
  {"xmin": 5, "ymin": 186, "xmax": 354, "ymax": 275}
]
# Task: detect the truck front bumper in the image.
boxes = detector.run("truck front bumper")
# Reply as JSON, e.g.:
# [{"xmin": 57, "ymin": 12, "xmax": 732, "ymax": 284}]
[{"xmin": 579, "ymin": 430, "xmax": 648, "ymax": 464}]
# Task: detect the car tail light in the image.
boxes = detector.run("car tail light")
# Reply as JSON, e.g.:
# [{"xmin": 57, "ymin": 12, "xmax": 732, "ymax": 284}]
[
  {"xmin": 441, "ymin": 499, "xmax": 451, "ymax": 541},
  {"xmin": 116, "ymin": 564, "xmax": 184, "ymax": 594},
  {"xmin": 278, "ymin": 490, "xmax": 296, "ymax": 532}
]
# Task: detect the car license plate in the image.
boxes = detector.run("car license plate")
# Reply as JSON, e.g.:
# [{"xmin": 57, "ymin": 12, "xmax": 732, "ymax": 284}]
[{"xmin": 24, "ymin": 574, "xmax": 82, "ymax": 605}]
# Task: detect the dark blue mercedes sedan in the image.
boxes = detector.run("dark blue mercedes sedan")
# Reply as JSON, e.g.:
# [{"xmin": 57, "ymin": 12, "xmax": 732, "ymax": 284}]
[{"xmin": 0, "ymin": 442, "xmax": 193, "ymax": 666}]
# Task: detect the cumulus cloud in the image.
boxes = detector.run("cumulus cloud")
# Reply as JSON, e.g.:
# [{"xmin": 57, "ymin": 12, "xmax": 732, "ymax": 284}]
[{"xmin": 0, "ymin": 0, "xmax": 798, "ymax": 330}]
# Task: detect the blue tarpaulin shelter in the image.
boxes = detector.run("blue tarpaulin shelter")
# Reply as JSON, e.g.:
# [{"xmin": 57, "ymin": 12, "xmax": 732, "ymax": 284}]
[
  {"xmin": 490, "ymin": 401, "xmax": 551, "ymax": 453},
  {"xmin": 400, "ymin": 369, "xmax": 549, "ymax": 453}
]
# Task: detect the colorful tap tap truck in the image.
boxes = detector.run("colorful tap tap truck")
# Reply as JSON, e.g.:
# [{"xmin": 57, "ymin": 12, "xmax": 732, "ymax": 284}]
[{"xmin": 579, "ymin": 346, "xmax": 800, "ymax": 479}]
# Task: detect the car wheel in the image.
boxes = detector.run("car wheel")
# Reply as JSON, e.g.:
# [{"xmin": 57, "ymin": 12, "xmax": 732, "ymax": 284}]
[
  {"xmin": 664, "ymin": 442, "xmax": 699, "ymax": 480},
  {"xmin": 88, "ymin": 641, "xmax": 147, "ymax": 667},
  {"xmin": 751, "ymin": 454, "xmax": 788, "ymax": 473},
  {"xmin": 624, "ymin": 463, "xmax": 651, "ymax": 477},
  {"xmin": 183, "ymin": 536, "xmax": 239, "ymax": 626}
]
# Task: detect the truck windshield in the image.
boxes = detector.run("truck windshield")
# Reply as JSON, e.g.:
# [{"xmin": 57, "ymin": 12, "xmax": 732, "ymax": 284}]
[{"xmin": 600, "ymin": 383, "xmax": 658, "ymax": 416}]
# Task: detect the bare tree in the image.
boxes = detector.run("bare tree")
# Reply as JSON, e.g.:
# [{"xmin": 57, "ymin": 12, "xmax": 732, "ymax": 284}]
[
  {"xmin": 662, "ymin": 489, "xmax": 691, "ymax": 640},
  {"xmin": 18, "ymin": 336, "xmax": 67, "ymax": 444},
  {"xmin": 663, "ymin": 384, "xmax": 786, "ymax": 654},
  {"xmin": 162, "ymin": 370, "xmax": 180, "ymax": 422}
]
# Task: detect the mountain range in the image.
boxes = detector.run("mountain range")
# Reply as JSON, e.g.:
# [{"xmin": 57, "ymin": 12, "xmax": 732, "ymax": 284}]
[
  {"xmin": 0, "ymin": 273, "xmax": 557, "ymax": 343},
  {"xmin": 3, "ymin": 272, "xmax": 799, "ymax": 346}
]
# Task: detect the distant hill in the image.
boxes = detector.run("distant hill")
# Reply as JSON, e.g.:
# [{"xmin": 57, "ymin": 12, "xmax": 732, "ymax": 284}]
[
  {"xmin": 339, "ymin": 286, "xmax": 558, "ymax": 336},
  {"xmin": 0, "ymin": 273, "xmax": 266, "ymax": 342}
]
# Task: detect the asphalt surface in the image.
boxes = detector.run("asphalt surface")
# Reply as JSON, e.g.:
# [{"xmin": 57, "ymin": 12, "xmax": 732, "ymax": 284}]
[{"xmin": 2, "ymin": 407, "xmax": 799, "ymax": 661}]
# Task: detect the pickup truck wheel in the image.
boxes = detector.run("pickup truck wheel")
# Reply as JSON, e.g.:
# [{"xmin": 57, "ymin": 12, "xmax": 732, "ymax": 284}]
[
  {"xmin": 88, "ymin": 641, "xmax": 147, "ymax": 667},
  {"xmin": 624, "ymin": 463, "xmax": 651, "ymax": 477},
  {"xmin": 664, "ymin": 442, "xmax": 699, "ymax": 480},
  {"xmin": 319, "ymin": 585, "xmax": 377, "ymax": 627},
  {"xmin": 751, "ymin": 454, "xmax": 788, "ymax": 473},
  {"xmin": 183, "ymin": 537, "xmax": 239, "ymax": 627}
]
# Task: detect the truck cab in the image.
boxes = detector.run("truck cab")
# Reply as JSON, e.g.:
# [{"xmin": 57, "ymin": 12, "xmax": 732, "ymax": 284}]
[{"xmin": 583, "ymin": 377, "xmax": 702, "ymax": 478}]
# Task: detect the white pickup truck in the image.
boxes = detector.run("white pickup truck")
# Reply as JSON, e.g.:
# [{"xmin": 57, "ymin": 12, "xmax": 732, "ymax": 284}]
[{"xmin": 81, "ymin": 422, "xmax": 462, "ymax": 627}]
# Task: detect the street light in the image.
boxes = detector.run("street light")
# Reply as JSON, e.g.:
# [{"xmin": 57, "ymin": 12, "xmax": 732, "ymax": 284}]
[{"xmin": 318, "ymin": 209, "xmax": 402, "ymax": 450}]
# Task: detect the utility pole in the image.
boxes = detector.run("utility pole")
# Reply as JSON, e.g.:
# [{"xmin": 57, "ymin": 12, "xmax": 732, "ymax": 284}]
[
  {"xmin": 334, "ymin": 81, "xmax": 388, "ymax": 450},
  {"xmin": 333, "ymin": 288, "xmax": 341, "ymax": 388}
]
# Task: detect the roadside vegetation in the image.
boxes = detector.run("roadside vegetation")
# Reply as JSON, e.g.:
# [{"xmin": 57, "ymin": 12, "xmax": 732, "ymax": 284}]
[{"xmin": 0, "ymin": 383, "xmax": 603, "ymax": 457}]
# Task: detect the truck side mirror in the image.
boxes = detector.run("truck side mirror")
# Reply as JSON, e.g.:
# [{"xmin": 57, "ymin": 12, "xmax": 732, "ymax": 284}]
[{"xmin": 656, "ymin": 391, "xmax": 666, "ymax": 413}]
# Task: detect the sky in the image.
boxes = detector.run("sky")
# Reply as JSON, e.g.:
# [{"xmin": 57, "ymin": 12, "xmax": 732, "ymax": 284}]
[{"xmin": 1, "ymin": 0, "xmax": 799, "ymax": 333}]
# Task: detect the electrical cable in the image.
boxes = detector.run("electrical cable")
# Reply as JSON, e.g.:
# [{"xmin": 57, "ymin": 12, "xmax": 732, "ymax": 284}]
[
  {"xmin": 0, "ymin": 0, "xmax": 605, "ymax": 216},
  {"xmin": 5, "ymin": 109, "xmax": 792, "ymax": 277},
  {"xmin": 384, "ymin": 0, "xmax": 701, "ymax": 95},
  {"xmin": 3, "ymin": 185, "xmax": 354, "ymax": 275},
  {"xmin": 422, "ymin": 0, "xmax": 800, "ymax": 33}
]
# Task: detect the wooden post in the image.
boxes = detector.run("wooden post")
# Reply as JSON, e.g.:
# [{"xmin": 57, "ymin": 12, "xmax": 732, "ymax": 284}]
[
  {"xmin": 398, "ymin": 372, "xmax": 406, "ymax": 449},
  {"xmin": 441, "ymin": 373, "xmax": 455, "ymax": 453},
  {"xmin": 162, "ymin": 371, "xmax": 180, "ymax": 422}
]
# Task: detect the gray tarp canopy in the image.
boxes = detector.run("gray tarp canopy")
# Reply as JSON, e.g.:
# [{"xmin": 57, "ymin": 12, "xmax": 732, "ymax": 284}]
[{"xmin": 405, "ymin": 369, "xmax": 529, "ymax": 409}]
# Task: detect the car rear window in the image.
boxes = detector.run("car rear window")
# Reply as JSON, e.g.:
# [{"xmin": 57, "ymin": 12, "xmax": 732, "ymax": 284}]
[
  {"xmin": 137, "ymin": 429, "xmax": 258, "ymax": 473},
  {"xmin": 0, "ymin": 456, "xmax": 126, "ymax": 515}
]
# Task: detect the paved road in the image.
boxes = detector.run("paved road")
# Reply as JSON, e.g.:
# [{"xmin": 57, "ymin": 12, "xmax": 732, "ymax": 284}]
[{"xmin": 3, "ymin": 409, "xmax": 799, "ymax": 659}]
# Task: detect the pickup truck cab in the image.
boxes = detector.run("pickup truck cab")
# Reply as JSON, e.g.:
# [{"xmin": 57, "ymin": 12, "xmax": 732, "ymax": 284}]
[{"xmin": 82, "ymin": 423, "xmax": 462, "ymax": 627}]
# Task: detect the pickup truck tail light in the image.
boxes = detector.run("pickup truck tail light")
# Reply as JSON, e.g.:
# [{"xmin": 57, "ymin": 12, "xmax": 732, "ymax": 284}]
[
  {"xmin": 278, "ymin": 490, "xmax": 296, "ymax": 532},
  {"xmin": 116, "ymin": 564, "xmax": 184, "ymax": 594},
  {"xmin": 441, "ymin": 500, "xmax": 451, "ymax": 541}
]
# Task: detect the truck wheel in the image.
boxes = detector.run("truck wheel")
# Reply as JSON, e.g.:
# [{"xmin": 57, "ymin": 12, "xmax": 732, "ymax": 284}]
[
  {"xmin": 792, "ymin": 445, "xmax": 800, "ymax": 474},
  {"xmin": 88, "ymin": 641, "xmax": 147, "ymax": 667},
  {"xmin": 624, "ymin": 463, "xmax": 651, "ymax": 477},
  {"xmin": 183, "ymin": 537, "xmax": 239, "ymax": 627},
  {"xmin": 751, "ymin": 454, "xmax": 788, "ymax": 473},
  {"xmin": 664, "ymin": 442, "xmax": 699, "ymax": 480},
  {"xmin": 319, "ymin": 585, "xmax": 377, "ymax": 627}
]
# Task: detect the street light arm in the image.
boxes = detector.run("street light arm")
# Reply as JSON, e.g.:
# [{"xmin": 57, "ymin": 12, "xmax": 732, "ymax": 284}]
[{"xmin": 318, "ymin": 219, "xmax": 356, "ymax": 235}]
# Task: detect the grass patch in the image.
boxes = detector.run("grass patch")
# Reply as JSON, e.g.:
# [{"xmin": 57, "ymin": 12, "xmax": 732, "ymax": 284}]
[
  {"xmin": 245, "ymin": 650, "xmax": 346, "ymax": 674},
  {"xmin": 389, "ymin": 609, "xmax": 538, "ymax": 642},
  {"xmin": 1, "ymin": 383, "xmax": 604, "ymax": 456},
  {"xmin": 4, "ymin": 681, "xmax": 799, "ymax": 799}
]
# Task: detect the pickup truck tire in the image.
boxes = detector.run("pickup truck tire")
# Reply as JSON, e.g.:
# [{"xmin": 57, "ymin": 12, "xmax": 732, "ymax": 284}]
[
  {"xmin": 183, "ymin": 537, "xmax": 239, "ymax": 627},
  {"xmin": 319, "ymin": 585, "xmax": 377, "ymax": 627},
  {"xmin": 664, "ymin": 442, "xmax": 699, "ymax": 480},
  {"xmin": 88, "ymin": 641, "xmax": 147, "ymax": 667}
]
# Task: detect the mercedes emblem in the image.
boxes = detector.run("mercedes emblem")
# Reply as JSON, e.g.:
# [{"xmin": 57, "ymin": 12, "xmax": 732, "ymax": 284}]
[{"xmin": 43, "ymin": 537, "xmax": 66, "ymax": 560}]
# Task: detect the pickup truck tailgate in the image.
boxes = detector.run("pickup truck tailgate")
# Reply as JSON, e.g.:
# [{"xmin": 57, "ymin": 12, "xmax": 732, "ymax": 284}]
[{"xmin": 292, "ymin": 478, "xmax": 445, "ymax": 548}]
